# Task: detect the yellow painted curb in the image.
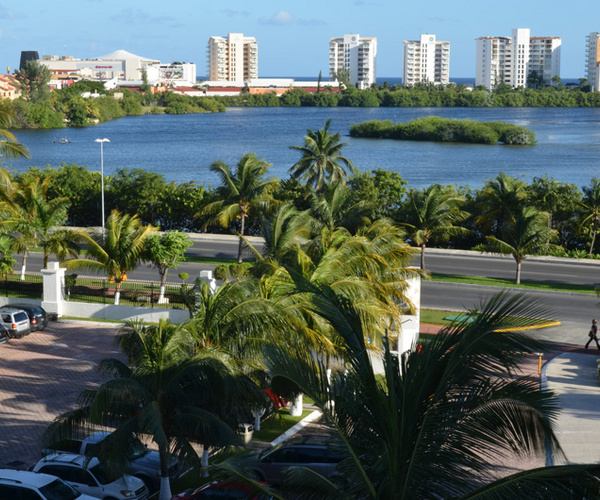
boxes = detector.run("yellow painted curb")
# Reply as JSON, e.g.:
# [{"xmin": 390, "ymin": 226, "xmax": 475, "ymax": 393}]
[{"xmin": 494, "ymin": 321, "xmax": 561, "ymax": 333}]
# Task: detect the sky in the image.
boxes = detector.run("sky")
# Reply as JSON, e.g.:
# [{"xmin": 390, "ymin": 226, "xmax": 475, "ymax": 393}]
[{"xmin": 0, "ymin": 0, "xmax": 597, "ymax": 79}]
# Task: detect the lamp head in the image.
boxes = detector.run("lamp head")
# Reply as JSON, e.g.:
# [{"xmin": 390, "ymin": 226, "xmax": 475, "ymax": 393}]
[{"xmin": 95, "ymin": 138, "xmax": 110, "ymax": 143}]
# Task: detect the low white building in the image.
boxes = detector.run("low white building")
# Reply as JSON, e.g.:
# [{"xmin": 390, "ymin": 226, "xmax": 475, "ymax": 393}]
[{"xmin": 38, "ymin": 50, "xmax": 196, "ymax": 86}]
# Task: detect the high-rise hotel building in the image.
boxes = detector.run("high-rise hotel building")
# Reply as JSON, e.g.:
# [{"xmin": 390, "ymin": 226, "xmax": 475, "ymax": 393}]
[
  {"xmin": 402, "ymin": 34, "xmax": 450, "ymax": 86},
  {"xmin": 475, "ymin": 28, "xmax": 561, "ymax": 89},
  {"xmin": 207, "ymin": 33, "xmax": 258, "ymax": 82},
  {"xmin": 586, "ymin": 32, "xmax": 600, "ymax": 92},
  {"xmin": 329, "ymin": 34, "xmax": 377, "ymax": 90}
]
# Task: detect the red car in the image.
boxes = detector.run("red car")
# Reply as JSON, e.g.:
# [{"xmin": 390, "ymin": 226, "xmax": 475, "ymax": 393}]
[{"xmin": 171, "ymin": 480, "xmax": 272, "ymax": 499}]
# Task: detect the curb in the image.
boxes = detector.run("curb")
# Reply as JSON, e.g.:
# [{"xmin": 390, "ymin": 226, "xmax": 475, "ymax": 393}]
[{"xmin": 270, "ymin": 410, "xmax": 323, "ymax": 447}]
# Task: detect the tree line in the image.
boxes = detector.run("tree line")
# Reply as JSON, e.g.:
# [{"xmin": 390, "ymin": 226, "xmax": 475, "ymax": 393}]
[
  {"xmin": 32, "ymin": 118, "xmax": 600, "ymax": 499},
  {"xmin": 4, "ymin": 60, "xmax": 600, "ymax": 132},
  {"xmin": 0, "ymin": 115, "xmax": 599, "ymax": 286}
]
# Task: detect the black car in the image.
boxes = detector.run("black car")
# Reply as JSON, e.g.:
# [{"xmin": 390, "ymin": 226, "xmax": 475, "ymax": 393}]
[{"xmin": 2, "ymin": 304, "xmax": 48, "ymax": 332}]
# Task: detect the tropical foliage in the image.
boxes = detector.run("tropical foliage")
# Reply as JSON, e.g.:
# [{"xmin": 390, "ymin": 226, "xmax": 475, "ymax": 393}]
[
  {"xmin": 289, "ymin": 119, "xmax": 356, "ymax": 192},
  {"xmin": 62, "ymin": 210, "xmax": 154, "ymax": 304},
  {"xmin": 42, "ymin": 320, "xmax": 266, "ymax": 500},
  {"xmin": 201, "ymin": 153, "xmax": 278, "ymax": 263}
]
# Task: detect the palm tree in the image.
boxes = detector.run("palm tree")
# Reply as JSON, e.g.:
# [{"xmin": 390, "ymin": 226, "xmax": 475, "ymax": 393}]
[
  {"xmin": 400, "ymin": 184, "xmax": 470, "ymax": 270},
  {"xmin": 0, "ymin": 102, "xmax": 30, "ymax": 161},
  {"xmin": 0, "ymin": 177, "xmax": 73, "ymax": 278},
  {"xmin": 289, "ymin": 119, "xmax": 356, "ymax": 193},
  {"xmin": 482, "ymin": 207, "xmax": 560, "ymax": 284},
  {"xmin": 200, "ymin": 153, "xmax": 278, "ymax": 263},
  {"xmin": 259, "ymin": 287, "xmax": 600, "ymax": 499},
  {"xmin": 579, "ymin": 178, "xmax": 600, "ymax": 256},
  {"xmin": 476, "ymin": 172, "xmax": 527, "ymax": 237},
  {"xmin": 62, "ymin": 210, "xmax": 155, "ymax": 304},
  {"xmin": 42, "ymin": 320, "xmax": 266, "ymax": 500}
]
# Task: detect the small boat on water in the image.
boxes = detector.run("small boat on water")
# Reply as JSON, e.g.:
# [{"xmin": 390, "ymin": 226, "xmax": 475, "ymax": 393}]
[{"xmin": 52, "ymin": 137, "xmax": 71, "ymax": 144}]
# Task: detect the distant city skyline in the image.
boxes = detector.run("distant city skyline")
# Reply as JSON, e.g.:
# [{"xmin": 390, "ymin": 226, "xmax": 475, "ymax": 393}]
[{"xmin": 0, "ymin": 0, "xmax": 593, "ymax": 79}]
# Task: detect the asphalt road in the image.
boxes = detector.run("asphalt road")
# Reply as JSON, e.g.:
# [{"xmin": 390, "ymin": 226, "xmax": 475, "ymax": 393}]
[{"xmin": 19, "ymin": 235, "xmax": 600, "ymax": 334}]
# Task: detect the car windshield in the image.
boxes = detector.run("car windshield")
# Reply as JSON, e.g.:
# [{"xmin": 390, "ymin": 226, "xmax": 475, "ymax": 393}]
[
  {"xmin": 127, "ymin": 437, "xmax": 149, "ymax": 460},
  {"xmin": 39, "ymin": 478, "xmax": 82, "ymax": 500},
  {"xmin": 90, "ymin": 462, "xmax": 121, "ymax": 485}
]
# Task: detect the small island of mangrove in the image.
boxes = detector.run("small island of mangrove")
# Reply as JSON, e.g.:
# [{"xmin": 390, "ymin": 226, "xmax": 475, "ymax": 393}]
[{"xmin": 349, "ymin": 116, "xmax": 536, "ymax": 145}]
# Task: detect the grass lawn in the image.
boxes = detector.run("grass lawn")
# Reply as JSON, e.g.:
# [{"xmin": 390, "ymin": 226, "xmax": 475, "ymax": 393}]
[
  {"xmin": 430, "ymin": 273, "xmax": 596, "ymax": 295},
  {"xmin": 252, "ymin": 408, "xmax": 311, "ymax": 443}
]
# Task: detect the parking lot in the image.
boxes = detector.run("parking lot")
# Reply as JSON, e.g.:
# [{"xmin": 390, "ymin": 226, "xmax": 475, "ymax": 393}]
[{"xmin": 0, "ymin": 322, "xmax": 124, "ymax": 469}]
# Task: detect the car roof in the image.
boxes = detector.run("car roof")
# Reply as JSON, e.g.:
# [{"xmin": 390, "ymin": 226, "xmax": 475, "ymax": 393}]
[
  {"xmin": 0, "ymin": 307, "xmax": 29, "ymax": 314},
  {"xmin": 0, "ymin": 468, "xmax": 60, "ymax": 487},
  {"xmin": 39, "ymin": 453, "xmax": 100, "ymax": 468}
]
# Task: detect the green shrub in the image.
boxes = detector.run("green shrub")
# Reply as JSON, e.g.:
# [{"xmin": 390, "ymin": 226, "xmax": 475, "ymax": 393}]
[{"xmin": 213, "ymin": 264, "xmax": 230, "ymax": 281}]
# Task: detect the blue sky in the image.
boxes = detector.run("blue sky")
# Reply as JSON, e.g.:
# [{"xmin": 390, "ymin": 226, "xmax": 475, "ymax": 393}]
[{"xmin": 0, "ymin": 0, "xmax": 595, "ymax": 79}]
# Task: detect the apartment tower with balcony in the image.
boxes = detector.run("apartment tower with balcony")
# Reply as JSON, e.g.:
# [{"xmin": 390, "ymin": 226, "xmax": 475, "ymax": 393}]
[
  {"xmin": 207, "ymin": 33, "xmax": 258, "ymax": 82},
  {"xmin": 475, "ymin": 28, "xmax": 561, "ymax": 89},
  {"xmin": 329, "ymin": 34, "xmax": 377, "ymax": 90},
  {"xmin": 586, "ymin": 32, "xmax": 600, "ymax": 92},
  {"xmin": 402, "ymin": 34, "xmax": 450, "ymax": 86}
]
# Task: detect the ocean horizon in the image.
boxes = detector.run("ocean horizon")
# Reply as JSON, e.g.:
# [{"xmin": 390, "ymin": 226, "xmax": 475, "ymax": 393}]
[{"xmin": 200, "ymin": 76, "xmax": 582, "ymax": 86}]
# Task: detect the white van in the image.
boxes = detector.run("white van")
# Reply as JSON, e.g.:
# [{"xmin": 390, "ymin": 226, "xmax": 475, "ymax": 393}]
[{"xmin": 0, "ymin": 307, "xmax": 31, "ymax": 338}]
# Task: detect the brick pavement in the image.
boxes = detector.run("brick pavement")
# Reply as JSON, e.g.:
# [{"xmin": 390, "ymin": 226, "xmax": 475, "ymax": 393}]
[{"xmin": 0, "ymin": 322, "xmax": 123, "ymax": 469}]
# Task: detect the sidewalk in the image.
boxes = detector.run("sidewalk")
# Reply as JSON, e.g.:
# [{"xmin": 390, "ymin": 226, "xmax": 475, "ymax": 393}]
[{"xmin": 543, "ymin": 351, "xmax": 600, "ymax": 465}]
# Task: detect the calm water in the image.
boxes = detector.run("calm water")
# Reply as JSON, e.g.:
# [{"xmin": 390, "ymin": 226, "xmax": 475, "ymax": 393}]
[{"xmin": 8, "ymin": 107, "xmax": 600, "ymax": 189}]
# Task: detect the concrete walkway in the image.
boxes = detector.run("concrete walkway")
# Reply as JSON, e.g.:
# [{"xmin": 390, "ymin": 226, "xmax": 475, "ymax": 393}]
[{"xmin": 544, "ymin": 351, "xmax": 600, "ymax": 465}]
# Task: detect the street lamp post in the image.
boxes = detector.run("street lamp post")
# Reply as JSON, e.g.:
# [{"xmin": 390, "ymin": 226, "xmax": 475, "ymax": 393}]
[{"xmin": 94, "ymin": 138, "xmax": 110, "ymax": 235}]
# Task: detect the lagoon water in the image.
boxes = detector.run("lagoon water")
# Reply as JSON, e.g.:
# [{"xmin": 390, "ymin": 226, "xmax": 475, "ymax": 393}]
[{"xmin": 8, "ymin": 106, "xmax": 600, "ymax": 189}]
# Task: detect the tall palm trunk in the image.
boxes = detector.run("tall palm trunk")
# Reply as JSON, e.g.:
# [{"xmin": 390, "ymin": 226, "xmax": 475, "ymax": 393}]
[
  {"xmin": 420, "ymin": 243, "xmax": 426, "ymax": 271},
  {"xmin": 20, "ymin": 250, "xmax": 28, "ymax": 281},
  {"xmin": 515, "ymin": 259, "xmax": 522, "ymax": 285},
  {"xmin": 237, "ymin": 213, "xmax": 246, "ymax": 264},
  {"xmin": 158, "ymin": 446, "xmax": 172, "ymax": 500}
]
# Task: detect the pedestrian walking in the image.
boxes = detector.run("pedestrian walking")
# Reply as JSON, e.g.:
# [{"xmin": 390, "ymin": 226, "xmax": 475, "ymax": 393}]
[{"xmin": 585, "ymin": 319, "xmax": 600, "ymax": 349}]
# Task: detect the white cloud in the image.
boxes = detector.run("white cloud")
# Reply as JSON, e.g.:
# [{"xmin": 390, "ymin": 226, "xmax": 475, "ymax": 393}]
[
  {"xmin": 260, "ymin": 10, "xmax": 293, "ymax": 25},
  {"xmin": 0, "ymin": 5, "xmax": 25, "ymax": 19}
]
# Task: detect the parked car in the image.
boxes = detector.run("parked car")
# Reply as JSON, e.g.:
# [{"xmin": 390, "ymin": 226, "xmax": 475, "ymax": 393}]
[
  {"xmin": 0, "ymin": 325, "xmax": 9, "ymax": 345},
  {"xmin": 245, "ymin": 435, "xmax": 347, "ymax": 486},
  {"xmin": 2, "ymin": 303, "xmax": 49, "ymax": 331},
  {"xmin": 0, "ymin": 468, "xmax": 99, "ymax": 500},
  {"xmin": 171, "ymin": 480, "xmax": 273, "ymax": 499},
  {"xmin": 0, "ymin": 307, "xmax": 31, "ymax": 338},
  {"xmin": 43, "ymin": 431, "xmax": 181, "ymax": 493},
  {"xmin": 33, "ymin": 453, "xmax": 149, "ymax": 500}
]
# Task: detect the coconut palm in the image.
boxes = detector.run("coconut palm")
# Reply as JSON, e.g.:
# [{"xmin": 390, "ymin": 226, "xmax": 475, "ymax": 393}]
[
  {"xmin": 289, "ymin": 119, "xmax": 356, "ymax": 193},
  {"xmin": 260, "ymin": 287, "xmax": 600, "ymax": 499},
  {"xmin": 400, "ymin": 184, "xmax": 470, "ymax": 270},
  {"xmin": 62, "ymin": 210, "xmax": 155, "ymax": 304},
  {"xmin": 579, "ymin": 178, "xmax": 600, "ymax": 256},
  {"xmin": 200, "ymin": 153, "xmax": 278, "ymax": 263},
  {"xmin": 42, "ymin": 320, "xmax": 266, "ymax": 500},
  {"xmin": 476, "ymin": 172, "xmax": 527, "ymax": 237},
  {"xmin": 481, "ymin": 207, "xmax": 560, "ymax": 284},
  {"xmin": 0, "ymin": 101, "xmax": 30, "ymax": 161},
  {"xmin": 0, "ymin": 176, "xmax": 73, "ymax": 277}
]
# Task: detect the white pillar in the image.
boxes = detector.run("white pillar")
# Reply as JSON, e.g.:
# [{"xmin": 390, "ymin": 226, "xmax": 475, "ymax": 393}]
[
  {"xmin": 198, "ymin": 270, "xmax": 217, "ymax": 293},
  {"xmin": 41, "ymin": 262, "xmax": 66, "ymax": 317}
]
